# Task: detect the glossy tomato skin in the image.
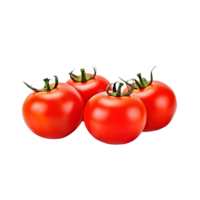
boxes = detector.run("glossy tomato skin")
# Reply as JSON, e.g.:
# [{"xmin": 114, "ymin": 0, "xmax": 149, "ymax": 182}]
[
  {"xmin": 83, "ymin": 92, "xmax": 147, "ymax": 144},
  {"xmin": 23, "ymin": 83, "xmax": 84, "ymax": 139},
  {"xmin": 66, "ymin": 74, "xmax": 111, "ymax": 105},
  {"xmin": 123, "ymin": 81, "xmax": 177, "ymax": 132}
]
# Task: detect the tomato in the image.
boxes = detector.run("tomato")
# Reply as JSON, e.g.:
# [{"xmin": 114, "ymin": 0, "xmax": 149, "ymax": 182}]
[
  {"xmin": 23, "ymin": 76, "xmax": 84, "ymax": 139},
  {"xmin": 66, "ymin": 68, "xmax": 111, "ymax": 105},
  {"xmin": 122, "ymin": 67, "xmax": 177, "ymax": 132},
  {"xmin": 83, "ymin": 82, "xmax": 147, "ymax": 144}
]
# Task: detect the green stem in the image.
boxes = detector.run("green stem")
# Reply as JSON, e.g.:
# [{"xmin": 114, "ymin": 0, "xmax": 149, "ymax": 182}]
[
  {"xmin": 106, "ymin": 81, "xmax": 134, "ymax": 97},
  {"xmin": 21, "ymin": 75, "xmax": 60, "ymax": 92},
  {"xmin": 133, "ymin": 66, "xmax": 156, "ymax": 89},
  {"xmin": 43, "ymin": 78, "xmax": 51, "ymax": 91},
  {"xmin": 137, "ymin": 73, "xmax": 145, "ymax": 86},
  {"xmin": 68, "ymin": 66, "xmax": 98, "ymax": 82},
  {"xmin": 133, "ymin": 78, "xmax": 143, "ymax": 88},
  {"xmin": 78, "ymin": 67, "xmax": 87, "ymax": 82}
]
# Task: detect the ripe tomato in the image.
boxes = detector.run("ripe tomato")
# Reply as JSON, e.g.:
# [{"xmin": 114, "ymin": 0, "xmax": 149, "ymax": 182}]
[
  {"xmin": 66, "ymin": 68, "xmax": 111, "ymax": 105},
  {"xmin": 122, "ymin": 80, "xmax": 179, "ymax": 133},
  {"xmin": 23, "ymin": 76, "xmax": 84, "ymax": 139},
  {"xmin": 83, "ymin": 82, "xmax": 147, "ymax": 144}
]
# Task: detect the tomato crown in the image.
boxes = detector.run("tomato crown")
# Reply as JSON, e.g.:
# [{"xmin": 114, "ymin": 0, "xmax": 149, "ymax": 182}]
[
  {"xmin": 23, "ymin": 76, "xmax": 59, "ymax": 92},
  {"xmin": 69, "ymin": 67, "xmax": 97, "ymax": 82},
  {"xmin": 120, "ymin": 66, "xmax": 156, "ymax": 89},
  {"xmin": 106, "ymin": 81, "xmax": 134, "ymax": 97}
]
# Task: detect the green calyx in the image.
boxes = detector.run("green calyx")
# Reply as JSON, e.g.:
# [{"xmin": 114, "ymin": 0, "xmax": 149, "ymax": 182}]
[
  {"xmin": 106, "ymin": 80, "xmax": 134, "ymax": 97},
  {"xmin": 69, "ymin": 67, "xmax": 97, "ymax": 82},
  {"xmin": 120, "ymin": 66, "xmax": 156, "ymax": 89},
  {"xmin": 23, "ymin": 76, "xmax": 59, "ymax": 92}
]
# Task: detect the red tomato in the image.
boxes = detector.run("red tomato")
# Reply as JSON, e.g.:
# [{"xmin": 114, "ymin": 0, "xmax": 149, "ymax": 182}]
[
  {"xmin": 84, "ymin": 82, "xmax": 147, "ymax": 144},
  {"xmin": 23, "ymin": 76, "xmax": 84, "ymax": 139},
  {"xmin": 122, "ymin": 67, "xmax": 177, "ymax": 132},
  {"xmin": 66, "ymin": 68, "xmax": 111, "ymax": 105}
]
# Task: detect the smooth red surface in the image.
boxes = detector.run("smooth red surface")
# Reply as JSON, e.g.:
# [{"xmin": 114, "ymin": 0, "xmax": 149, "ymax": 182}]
[
  {"xmin": 123, "ymin": 81, "xmax": 177, "ymax": 132},
  {"xmin": 83, "ymin": 92, "xmax": 147, "ymax": 144},
  {"xmin": 23, "ymin": 83, "xmax": 84, "ymax": 139},
  {"xmin": 66, "ymin": 74, "xmax": 111, "ymax": 106}
]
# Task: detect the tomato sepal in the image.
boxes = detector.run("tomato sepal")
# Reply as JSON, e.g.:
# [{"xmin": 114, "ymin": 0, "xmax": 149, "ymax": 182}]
[
  {"xmin": 24, "ymin": 75, "xmax": 59, "ymax": 92},
  {"xmin": 120, "ymin": 66, "xmax": 156, "ymax": 89},
  {"xmin": 69, "ymin": 67, "xmax": 97, "ymax": 82},
  {"xmin": 106, "ymin": 80, "xmax": 134, "ymax": 97}
]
